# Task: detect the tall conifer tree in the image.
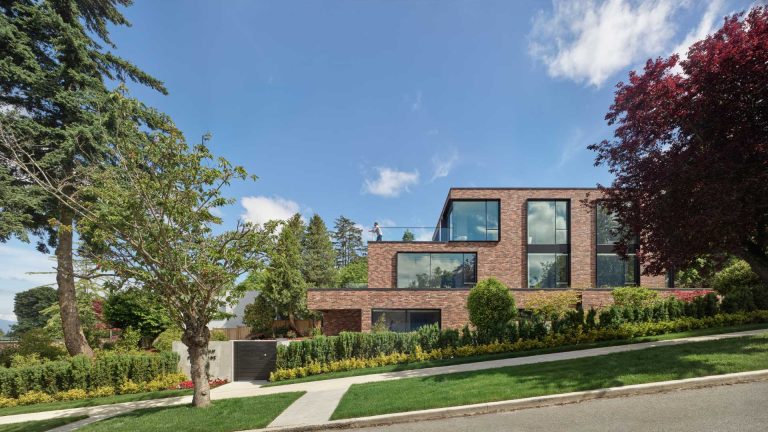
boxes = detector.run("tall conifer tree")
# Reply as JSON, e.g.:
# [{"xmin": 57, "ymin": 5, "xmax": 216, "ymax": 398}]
[
  {"xmin": 0, "ymin": 0, "xmax": 166, "ymax": 356},
  {"xmin": 262, "ymin": 214, "xmax": 307, "ymax": 333},
  {"xmin": 302, "ymin": 214, "xmax": 337, "ymax": 288}
]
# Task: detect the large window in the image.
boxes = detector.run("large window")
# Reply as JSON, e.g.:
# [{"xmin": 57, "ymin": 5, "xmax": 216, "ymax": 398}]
[
  {"xmin": 445, "ymin": 200, "xmax": 500, "ymax": 241},
  {"xmin": 397, "ymin": 252, "xmax": 477, "ymax": 288},
  {"xmin": 371, "ymin": 309, "xmax": 441, "ymax": 332},
  {"xmin": 596, "ymin": 203, "xmax": 639, "ymax": 287},
  {"xmin": 527, "ymin": 200, "xmax": 569, "ymax": 288}
]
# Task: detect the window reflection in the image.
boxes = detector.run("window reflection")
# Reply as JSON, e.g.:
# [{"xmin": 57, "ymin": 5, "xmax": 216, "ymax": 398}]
[
  {"xmin": 528, "ymin": 253, "xmax": 569, "ymax": 288},
  {"xmin": 371, "ymin": 309, "xmax": 441, "ymax": 332},
  {"xmin": 595, "ymin": 203, "xmax": 639, "ymax": 286},
  {"xmin": 397, "ymin": 253, "xmax": 477, "ymax": 288},
  {"xmin": 447, "ymin": 200, "xmax": 500, "ymax": 241}
]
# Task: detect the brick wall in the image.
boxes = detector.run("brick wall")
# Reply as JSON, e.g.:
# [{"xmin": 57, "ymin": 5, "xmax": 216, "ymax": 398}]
[
  {"xmin": 367, "ymin": 188, "xmax": 667, "ymax": 289},
  {"xmin": 320, "ymin": 309, "xmax": 361, "ymax": 336}
]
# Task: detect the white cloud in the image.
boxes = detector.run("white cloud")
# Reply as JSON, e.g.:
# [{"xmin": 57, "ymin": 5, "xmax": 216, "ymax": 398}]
[
  {"xmin": 529, "ymin": 0, "xmax": 681, "ymax": 87},
  {"xmin": 430, "ymin": 149, "xmax": 459, "ymax": 181},
  {"xmin": 671, "ymin": 0, "xmax": 724, "ymax": 60},
  {"xmin": 363, "ymin": 167, "xmax": 419, "ymax": 198},
  {"xmin": 556, "ymin": 127, "xmax": 587, "ymax": 169},
  {"xmin": 240, "ymin": 196, "xmax": 301, "ymax": 225}
]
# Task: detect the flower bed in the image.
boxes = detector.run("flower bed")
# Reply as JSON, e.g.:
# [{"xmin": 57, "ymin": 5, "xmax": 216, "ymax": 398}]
[{"xmin": 270, "ymin": 310, "xmax": 768, "ymax": 381}]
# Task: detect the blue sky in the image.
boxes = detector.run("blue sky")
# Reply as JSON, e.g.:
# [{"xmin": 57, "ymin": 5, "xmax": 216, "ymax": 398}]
[{"xmin": 0, "ymin": 0, "xmax": 753, "ymax": 320}]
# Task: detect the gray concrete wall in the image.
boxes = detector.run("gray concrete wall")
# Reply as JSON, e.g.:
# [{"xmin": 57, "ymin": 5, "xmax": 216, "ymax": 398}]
[{"xmin": 172, "ymin": 341, "xmax": 233, "ymax": 382}]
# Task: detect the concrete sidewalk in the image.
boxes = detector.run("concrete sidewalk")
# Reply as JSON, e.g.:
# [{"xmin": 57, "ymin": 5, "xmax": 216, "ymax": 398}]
[{"xmin": 0, "ymin": 328, "xmax": 763, "ymax": 431}]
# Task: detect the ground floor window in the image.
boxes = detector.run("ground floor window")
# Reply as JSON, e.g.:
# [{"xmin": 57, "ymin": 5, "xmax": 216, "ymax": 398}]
[
  {"xmin": 527, "ymin": 253, "xmax": 569, "ymax": 288},
  {"xmin": 371, "ymin": 309, "xmax": 441, "ymax": 332},
  {"xmin": 596, "ymin": 253, "xmax": 639, "ymax": 287},
  {"xmin": 397, "ymin": 252, "xmax": 477, "ymax": 288}
]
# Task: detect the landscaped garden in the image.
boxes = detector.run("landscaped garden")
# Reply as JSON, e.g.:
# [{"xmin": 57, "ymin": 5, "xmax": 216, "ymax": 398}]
[{"xmin": 330, "ymin": 333, "xmax": 768, "ymax": 419}]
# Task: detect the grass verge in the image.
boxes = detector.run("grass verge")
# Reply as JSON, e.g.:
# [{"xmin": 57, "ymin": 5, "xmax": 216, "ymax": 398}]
[
  {"xmin": 78, "ymin": 392, "xmax": 304, "ymax": 432},
  {"xmin": 331, "ymin": 333, "xmax": 768, "ymax": 419},
  {"xmin": 0, "ymin": 389, "xmax": 191, "ymax": 417},
  {"xmin": 265, "ymin": 323, "xmax": 768, "ymax": 386},
  {"xmin": 0, "ymin": 415, "xmax": 88, "ymax": 432}
]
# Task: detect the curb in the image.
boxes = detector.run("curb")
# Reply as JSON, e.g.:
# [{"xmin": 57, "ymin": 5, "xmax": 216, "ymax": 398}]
[{"xmin": 261, "ymin": 369, "xmax": 768, "ymax": 431}]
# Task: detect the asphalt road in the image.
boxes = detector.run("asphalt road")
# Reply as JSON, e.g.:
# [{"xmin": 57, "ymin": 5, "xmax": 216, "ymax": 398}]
[{"xmin": 344, "ymin": 380, "xmax": 768, "ymax": 432}]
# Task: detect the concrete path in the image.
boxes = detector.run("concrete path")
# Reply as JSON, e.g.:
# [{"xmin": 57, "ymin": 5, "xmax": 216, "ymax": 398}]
[{"xmin": 0, "ymin": 328, "xmax": 762, "ymax": 431}]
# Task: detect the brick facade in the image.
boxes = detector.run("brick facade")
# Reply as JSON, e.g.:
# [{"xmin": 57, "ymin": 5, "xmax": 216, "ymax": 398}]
[{"xmin": 309, "ymin": 187, "xmax": 672, "ymax": 335}]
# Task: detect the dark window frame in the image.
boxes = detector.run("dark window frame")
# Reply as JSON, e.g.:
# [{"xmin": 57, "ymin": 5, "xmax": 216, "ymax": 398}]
[
  {"xmin": 526, "ymin": 199, "xmax": 571, "ymax": 288},
  {"xmin": 594, "ymin": 201, "xmax": 640, "ymax": 287},
  {"xmin": 439, "ymin": 199, "xmax": 501, "ymax": 242},
  {"xmin": 395, "ymin": 252, "xmax": 478, "ymax": 289},
  {"xmin": 371, "ymin": 309, "xmax": 442, "ymax": 332}
]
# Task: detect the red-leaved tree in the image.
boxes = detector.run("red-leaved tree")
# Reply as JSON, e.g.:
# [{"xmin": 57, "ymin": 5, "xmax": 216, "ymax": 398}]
[{"xmin": 590, "ymin": 7, "xmax": 768, "ymax": 285}]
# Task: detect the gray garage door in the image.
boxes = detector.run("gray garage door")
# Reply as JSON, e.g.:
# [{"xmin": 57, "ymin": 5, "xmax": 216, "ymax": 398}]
[{"xmin": 233, "ymin": 341, "xmax": 277, "ymax": 381}]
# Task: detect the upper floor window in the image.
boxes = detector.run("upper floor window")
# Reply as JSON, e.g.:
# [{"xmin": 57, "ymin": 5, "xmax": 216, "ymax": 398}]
[
  {"xmin": 527, "ymin": 200, "xmax": 569, "ymax": 288},
  {"xmin": 596, "ymin": 202, "xmax": 639, "ymax": 287},
  {"xmin": 445, "ymin": 200, "xmax": 499, "ymax": 241},
  {"xmin": 397, "ymin": 252, "xmax": 477, "ymax": 288}
]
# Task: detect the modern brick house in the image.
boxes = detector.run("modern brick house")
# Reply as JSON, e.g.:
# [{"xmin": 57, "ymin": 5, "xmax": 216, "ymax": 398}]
[{"xmin": 308, "ymin": 187, "xmax": 671, "ymax": 335}]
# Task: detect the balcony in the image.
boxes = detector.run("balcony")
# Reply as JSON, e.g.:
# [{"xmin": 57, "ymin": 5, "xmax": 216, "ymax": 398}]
[{"xmin": 365, "ymin": 226, "xmax": 447, "ymax": 243}]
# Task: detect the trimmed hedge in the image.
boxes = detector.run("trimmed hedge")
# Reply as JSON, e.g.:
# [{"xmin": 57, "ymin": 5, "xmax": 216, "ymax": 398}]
[
  {"xmin": 277, "ymin": 293, "xmax": 724, "ymax": 370},
  {"xmin": 271, "ymin": 311, "xmax": 768, "ymax": 381},
  {"xmin": 0, "ymin": 351, "xmax": 179, "ymax": 398}
]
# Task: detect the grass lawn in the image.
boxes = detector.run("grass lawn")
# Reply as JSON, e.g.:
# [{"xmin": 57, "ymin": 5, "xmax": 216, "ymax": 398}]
[
  {"xmin": 265, "ymin": 323, "xmax": 768, "ymax": 386},
  {"xmin": 0, "ymin": 415, "xmax": 88, "ymax": 432},
  {"xmin": 331, "ymin": 333, "xmax": 768, "ymax": 420},
  {"xmin": 0, "ymin": 389, "xmax": 191, "ymax": 417},
  {"xmin": 78, "ymin": 392, "xmax": 304, "ymax": 432}
]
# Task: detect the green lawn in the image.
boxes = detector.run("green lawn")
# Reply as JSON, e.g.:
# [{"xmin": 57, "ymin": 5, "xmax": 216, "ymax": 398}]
[
  {"xmin": 0, "ymin": 415, "xmax": 87, "ymax": 432},
  {"xmin": 0, "ymin": 389, "xmax": 192, "ymax": 417},
  {"xmin": 265, "ymin": 323, "xmax": 768, "ymax": 386},
  {"xmin": 331, "ymin": 333, "xmax": 768, "ymax": 420},
  {"xmin": 78, "ymin": 392, "xmax": 304, "ymax": 432}
]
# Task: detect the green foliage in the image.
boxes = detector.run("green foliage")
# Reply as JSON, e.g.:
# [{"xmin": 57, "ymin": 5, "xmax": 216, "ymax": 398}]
[
  {"xmin": 114, "ymin": 327, "xmax": 142, "ymax": 352},
  {"xmin": 302, "ymin": 214, "xmax": 337, "ymax": 288},
  {"xmin": 210, "ymin": 330, "xmax": 228, "ymax": 341},
  {"xmin": 401, "ymin": 230, "xmax": 415, "ymax": 242},
  {"xmin": 337, "ymin": 258, "xmax": 368, "ymax": 288},
  {"xmin": 467, "ymin": 278, "xmax": 516, "ymax": 343},
  {"xmin": 611, "ymin": 286, "xmax": 659, "ymax": 308},
  {"xmin": 262, "ymin": 214, "xmax": 308, "ymax": 325},
  {"xmin": 9, "ymin": 287, "xmax": 57, "ymax": 337},
  {"xmin": 713, "ymin": 259, "xmax": 767, "ymax": 312},
  {"xmin": 332, "ymin": 216, "xmax": 364, "ymax": 267},
  {"xmin": 152, "ymin": 327, "xmax": 183, "ymax": 353},
  {"xmin": 103, "ymin": 290, "xmax": 171, "ymax": 345},
  {"xmin": 243, "ymin": 295, "xmax": 276, "ymax": 337},
  {"xmin": 525, "ymin": 290, "xmax": 580, "ymax": 319},
  {"xmin": 675, "ymin": 256, "xmax": 719, "ymax": 288},
  {"xmin": 0, "ymin": 351, "xmax": 179, "ymax": 398}
]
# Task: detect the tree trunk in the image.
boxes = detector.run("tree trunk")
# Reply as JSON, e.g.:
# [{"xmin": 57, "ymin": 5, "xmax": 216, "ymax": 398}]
[
  {"xmin": 183, "ymin": 327, "xmax": 211, "ymax": 408},
  {"xmin": 287, "ymin": 311, "xmax": 301, "ymax": 336},
  {"xmin": 56, "ymin": 207, "xmax": 94, "ymax": 357}
]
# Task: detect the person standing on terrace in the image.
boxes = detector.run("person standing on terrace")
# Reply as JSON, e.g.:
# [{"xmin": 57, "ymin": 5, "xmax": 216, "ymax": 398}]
[{"xmin": 370, "ymin": 222, "xmax": 383, "ymax": 241}]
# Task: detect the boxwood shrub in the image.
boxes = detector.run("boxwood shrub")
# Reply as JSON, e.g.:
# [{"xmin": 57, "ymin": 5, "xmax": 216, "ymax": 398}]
[{"xmin": 0, "ymin": 351, "xmax": 178, "ymax": 398}]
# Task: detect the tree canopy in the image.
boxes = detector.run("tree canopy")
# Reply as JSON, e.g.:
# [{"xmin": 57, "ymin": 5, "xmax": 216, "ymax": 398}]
[
  {"xmin": 332, "ymin": 216, "xmax": 364, "ymax": 267},
  {"xmin": 302, "ymin": 214, "xmax": 337, "ymax": 288},
  {"xmin": 10, "ymin": 286, "xmax": 58, "ymax": 336},
  {"xmin": 590, "ymin": 7, "xmax": 768, "ymax": 286},
  {"xmin": 262, "ymin": 214, "xmax": 308, "ymax": 332},
  {"xmin": 0, "ymin": 0, "xmax": 167, "ymax": 357}
]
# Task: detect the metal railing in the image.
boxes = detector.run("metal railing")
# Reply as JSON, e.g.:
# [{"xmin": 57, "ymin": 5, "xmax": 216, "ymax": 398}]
[{"xmin": 365, "ymin": 226, "xmax": 447, "ymax": 243}]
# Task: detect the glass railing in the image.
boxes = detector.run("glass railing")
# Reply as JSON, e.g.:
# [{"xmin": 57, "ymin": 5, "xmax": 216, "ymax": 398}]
[{"xmin": 365, "ymin": 226, "xmax": 448, "ymax": 243}]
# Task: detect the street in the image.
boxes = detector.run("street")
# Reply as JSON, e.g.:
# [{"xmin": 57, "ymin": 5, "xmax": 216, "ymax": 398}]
[{"xmin": 343, "ymin": 380, "xmax": 768, "ymax": 432}]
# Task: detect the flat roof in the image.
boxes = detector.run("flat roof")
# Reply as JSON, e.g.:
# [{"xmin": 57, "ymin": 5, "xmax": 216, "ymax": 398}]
[{"xmin": 449, "ymin": 187, "xmax": 599, "ymax": 191}]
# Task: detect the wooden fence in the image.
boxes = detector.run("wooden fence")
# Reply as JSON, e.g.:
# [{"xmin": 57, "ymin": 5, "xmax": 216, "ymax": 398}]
[{"xmin": 214, "ymin": 319, "xmax": 317, "ymax": 340}]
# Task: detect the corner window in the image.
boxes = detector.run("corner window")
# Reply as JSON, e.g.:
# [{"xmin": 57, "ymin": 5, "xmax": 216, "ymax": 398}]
[
  {"xmin": 596, "ymin": 203, "xmax": 639, "ymax": 287},
  {"xmin": 445, "ymin": 200, "xmax": 500, "ymax": 241},
  {"xmin": 372, "ymin": 309, "xmax": 441, "ymax": 332},
  {"xmin": 397, "ymin": 252, "xmax": 477, "ymax": 288},
  {"xmin": 527, "ymin": 200, "xmax": 569, "ymax": 288}
]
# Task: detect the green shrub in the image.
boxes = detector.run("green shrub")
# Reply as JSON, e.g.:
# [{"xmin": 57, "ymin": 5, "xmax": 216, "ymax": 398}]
[
  {"xmin": 0, "ymin": 351, "xmax": 178, "ymax": 398},
  {"xmin": 153, "ymin": 327, "xmax": 183, "ymax": 352},
  {"xmin": 713, "ymin": 259, "xmax": 761, "ymax": 295},
  {"xmin": 243, "ymin": 295, "xmax": 275, "ymax": 336},
  {"xmin": 612, "ymin": 287, "xmax": 659, "ymax": 308},
  {"xmin": 467, "ymin": 278, "xmax": 517, "ymax": 343},
  {"xmin": 114, "ymin": 327, "xmax": 142, "ymax": 352},
  {"xmin": 210, "ymin": 330, "xmax": 229, "ymax": 341},
  {"xmin": 525, "ymin": 290, "xmax": 581, "ymax": 319}
]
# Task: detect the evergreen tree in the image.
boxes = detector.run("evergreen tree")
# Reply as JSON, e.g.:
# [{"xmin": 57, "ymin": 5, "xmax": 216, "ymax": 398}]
[
  {"xmin": 332, "ymin": 215, "xmax": 364, "ymax": 267},
  {"xmin": 302, "ymin": 214, "xmax": 337, "ymax": 288},
  {"xmin": 262, "ymin": 214, "xmax": 307, "ymax": 333},
  {"xmin": 402, "ymin": 229, "xmax": 415, "ymax": 242},
  {"xmin": 0, "ymin": 0, "xmax": 166, "ymax": 357},
  {"xmin": 10, "ymin": 286, "xmax": 58, "ymax": 337},
  {"xmin": 337, "ymin": 257, "xmax": 368, "ymax": 288}
]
